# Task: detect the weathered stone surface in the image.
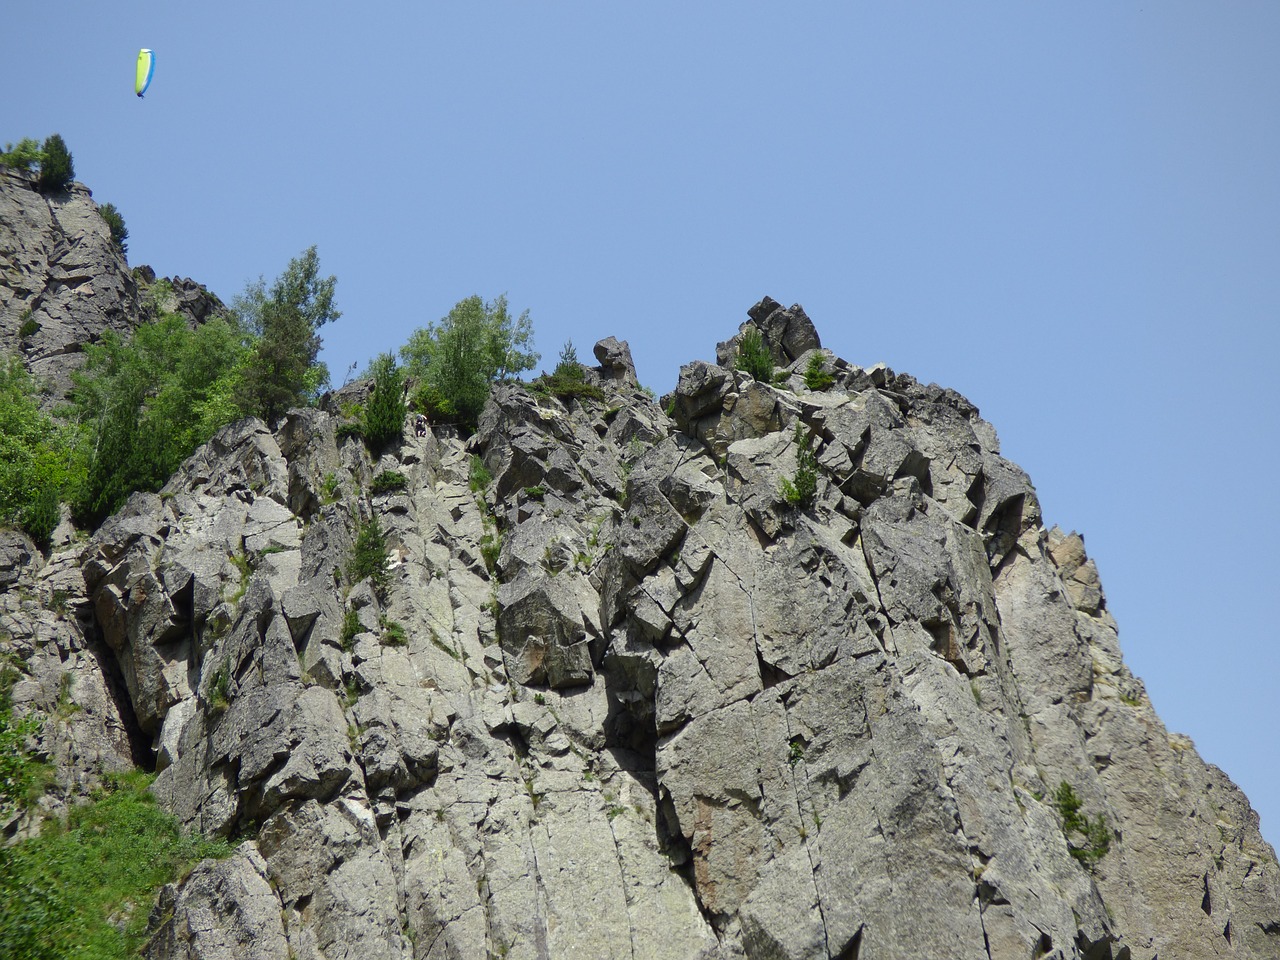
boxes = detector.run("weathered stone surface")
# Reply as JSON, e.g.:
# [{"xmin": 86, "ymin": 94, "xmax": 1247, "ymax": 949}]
[
  {"xmin": 5, "ymin": 270, "xmax": 1276, "ymax": 959},
  {"xmin": 0, "ymin": 169, "xmax": 140, "ymax": 401},
  {"xmin": 715, "ymin": 296, "xmax": 822, "ymax": 368},
  {"xmin": 143, "ymin": 845, "xmax": 288, "ymax": 960},
  {"xmin": 594, "ymin": 335, "xmax": 639, "ymax": 384}
]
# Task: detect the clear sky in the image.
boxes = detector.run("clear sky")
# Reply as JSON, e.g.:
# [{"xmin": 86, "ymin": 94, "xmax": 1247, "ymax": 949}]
[{"xmin": 6, "ymin": 2, "xmax": 1278, "ymax": 849}]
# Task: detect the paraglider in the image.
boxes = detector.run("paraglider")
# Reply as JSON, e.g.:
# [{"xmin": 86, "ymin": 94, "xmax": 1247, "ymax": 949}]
[{"xmin": 135, "ymin": 49, "xmax": 155, "ymax": 98}]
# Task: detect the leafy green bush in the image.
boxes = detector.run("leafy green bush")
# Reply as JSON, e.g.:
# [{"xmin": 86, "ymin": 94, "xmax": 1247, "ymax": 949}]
[
  {"xmin": 735, "ymin": 328, "xmax": 773, "ymax": 382},
  {"xmin": 97, "ymin": 203, "xmax": 128, "ymax": 256},
  {"xmin": 339, "ymin": 608, "xmax": 362, "ymax": 650},
  {"xmin": 335, "ymin": 421, "xmax": 364, "ymax": 442},
  {"xmin": 69, "ymin": 315, "xmax": 251, "ymax": 524},
  {"xmin": 0, "ymin": 356, "xmax": 80, "ymax": 545},
  {"xmin": 408, "ymin": 381, "xmax": 458, "ymax": 423},
  {"xmin": 400, "ymin": 294, "xmax": 538, "ymax": 429},
  {"xmin": 480, "ymin": 531, "xmax": 501, "ymax": 574},
  {"xmin": 779, "ymin": 423, "xmax": 819, "ymax": 508},
  {"xmin": 362, "ymin": 353, "xmax": 405, "ymax": 449},
  {"xmin": 370, "ymin": 471, "xmax": 407, "ymax": 495},
  {"xmin": 35, "ymin": 134, "xmax": 73, "ymax": 194},
  {"xmin": 0, "ymin": 772, "xmax": 233, "ymax": 959},
  {"xmin": 1053, "ymin": 781, "xmax": 1110, "ymax": 866},
  {"xmin": 379, "ymin": 616, "xmax": 407, "ymax": 647},
  {"xmin": 347, "ymin": 514, "xmax": 389, "ymax": 598},
  {"xmin": 803, "ymin": 352, "xmax": 835, "ymax": 391},
  {"xmin": 0, "ymin": 138, "xmax": 42, "ymax": 172},
  {"xmin": 533, "ymin": 343, "xmax": 607, "ymax": 402}
]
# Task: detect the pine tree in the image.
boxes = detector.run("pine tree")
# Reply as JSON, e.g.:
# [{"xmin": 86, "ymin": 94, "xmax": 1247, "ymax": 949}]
[
  {"xmin": 36, "ymin": 134, "xmax": 73, "ymax": 193},
  {"xmin": 363, "ymin": 353, "xmax": 405, "ymax": 449}
]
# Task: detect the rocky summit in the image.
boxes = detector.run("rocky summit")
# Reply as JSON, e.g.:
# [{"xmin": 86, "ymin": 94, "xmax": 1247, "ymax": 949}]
[{"xmin": 2, "ymin": 172, "xmax": 1279, "ymax": 960}]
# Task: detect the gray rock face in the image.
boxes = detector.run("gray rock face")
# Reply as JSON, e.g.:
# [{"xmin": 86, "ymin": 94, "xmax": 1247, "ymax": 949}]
[
  {"xmin": 716, "ymin": 296, "xmax": 822, "ymax": 368},
  {"xmin": 0, "ymin": 169, "xmax": 140, "ymax": 400},
  {"xmin": 4, "ymin": 293, "xmax": 1277, "ymax": 958},
  {"xmin": 594, "ymin": 335, "xmax": 639, "ymax": 385}
]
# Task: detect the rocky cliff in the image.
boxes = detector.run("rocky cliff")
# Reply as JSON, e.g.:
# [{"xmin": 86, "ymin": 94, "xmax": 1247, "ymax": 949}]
[
  {"xmin": 1, "ymin": 172, "xmax": 1278, "ymax": 959},
  {"xmin": 0, "ymin": 167, "xmax": 224, "ymax": 404}
]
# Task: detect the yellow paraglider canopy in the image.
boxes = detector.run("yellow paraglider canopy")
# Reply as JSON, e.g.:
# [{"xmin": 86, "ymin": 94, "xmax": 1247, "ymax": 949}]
[{"xmin": 135, "ymin": 49, "xmax": 155, "ymax": 98}]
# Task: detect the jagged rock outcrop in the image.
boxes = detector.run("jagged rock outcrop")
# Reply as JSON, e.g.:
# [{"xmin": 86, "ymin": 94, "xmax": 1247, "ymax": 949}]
[
  {"xmin": 0, "ymin": 168, "xmax": 140, "ymax": 398},
  {"xmin": 0, "ymin": 170, "xmax": 223, "ymax": 403},
  {"xmin": 3, "ymin": 294, "xmax": 1278, "ymax": 958}
]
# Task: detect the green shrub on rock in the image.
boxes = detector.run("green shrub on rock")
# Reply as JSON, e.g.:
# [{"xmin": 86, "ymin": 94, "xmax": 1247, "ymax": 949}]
[
  {"xmin": 1053, "ymin": 781, "xmax": 1111, "ymax": 867},
  {"xmin": 735, "ymin": 328, "xmax": 774, "ymax": 382},
  {"xmin": 98, "ymin": 202, "xmax": 128, "ymax": 256},
  {"xmin": 803, "ymin": 352, "xmax": 835, "ymax": 391},
  {"xmin": 370, "ymin": 470, "xmax": 407, "ymax": 495},
  {"xmin": 347, "ymin": 514, "xmax": 390, "ymax": 598},
  {"xmin": 779, "ymin": 423, "xmax": 819, "ymax": 508}
]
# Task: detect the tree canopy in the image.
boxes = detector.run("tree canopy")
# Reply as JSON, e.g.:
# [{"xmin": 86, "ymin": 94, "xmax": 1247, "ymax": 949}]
[
  {"xmin": 0, "ymin": 357, "xmax": 78, "ymax": 544},
  {"xmin": 400, "ymin": 294, "xmax": 537, "ymax": 427},
  {"xmin": 69, "ymin": 315, "xmax": 251, "ymax": 523},
  {"xmin": 233, "ymin": 246, "xmax": 339, "ymax": 424}
]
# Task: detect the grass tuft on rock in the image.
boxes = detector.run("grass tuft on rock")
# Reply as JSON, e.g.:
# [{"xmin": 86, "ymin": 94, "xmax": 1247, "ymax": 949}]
[{"xmin": 0, "ymin": 771, "xmax": 233, "ymax": 959}]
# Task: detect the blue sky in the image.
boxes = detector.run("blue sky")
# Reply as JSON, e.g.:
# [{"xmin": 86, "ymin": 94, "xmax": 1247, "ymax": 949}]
[{"xmin": 6, "ymin": 2, "xmax": 1278, "ymax": 849}]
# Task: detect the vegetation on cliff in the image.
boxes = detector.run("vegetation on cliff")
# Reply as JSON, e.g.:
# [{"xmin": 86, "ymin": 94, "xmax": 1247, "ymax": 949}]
[{"xmin": 0, "ymin": 773, "xmax": 232, "ymax": 960}]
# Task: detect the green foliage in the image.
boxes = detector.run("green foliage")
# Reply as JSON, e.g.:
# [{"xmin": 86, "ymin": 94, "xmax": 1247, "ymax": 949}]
[
  {"xmin": 140, "ymin": 277, "xmax": 175, "ymax": 316},
  {"xmin": 370, "ymin": 470, "xmax": 407, "ymax": 496},
  {"xmin": 779, "ymin": 423, "xmax": 819, "ymax": 508},
  {"xmin": 523, "ymin": 485, "xmax": 547, "ymax": 501},
  {"xmin": 735, "ymin": 328, "xmax": 774, "ymax": 382},
  {"xmin": 803, "ymin": 352, "xmax": 835, "ymax": 391},
  {"xmin": 530, "ymin": 338, "xmax": 607, "ymax": 402},
  {"xmin": 400, "ymin": 294, "xmax": 538, "ymax": 429},
  {"xmin": 18, "ymin": 310, "xmax": 38, "ymax": 339},
  {"xmin": 379, "ymin": 616, "xmax": 407, "ymax": 647},
  {"xmin": 787, "ymin": 739, "xmax": 805, "ymax": 768},
  {"xmin": 0, "ymin": 772, "xmax": 233, "ymax": 960},
  {"xmin": 233, "ymin": 246, "xmax": 339, "ymax": 423},
  {"xmin": 339, "ymin": 608, "xmax": 362, "ymax": 650},
  {"xmin": 553, "ymin": 341, "xmax": 583, "ymax": 380},
  {"xmin": 0, "ymin": 663, "xmax": 48, "ymax": 818},
  {"xmin": 0, "ymin": 138, "xmax": 42, "ymax": 172},
  {"xmin": 35, "ymin": 134, "xmax": 73, "ymax": 194},
  {"xmin": 1053, "ymin": 781, "xmax": 1111, "ymax": 866},
  {"xmin": 0, "ymin": 356, "xmax": 79, "ymax": 545},
  {"xmin": 320, "ymin": 472, "xmax": 342, "ymax": 504},
  {"xmin": 347, "ymin": 514, "xmax": 389, "ymax": 598},
  {"xmin": 468, "ymin": 456, "xmax": 492, "ymax": 493},
  {"xmin": 362, "ymin": 353, "xmax": 406, "ymax": 449},
  {"xmin": 335, "ymin": 421, "xmax": 364, "ymax": 442},
  {"xmin": 479, "ymin": 531, "xmax": 501, "ymax": 575},
  {"xmin": 408, "ymin": 381, "xmax": 457, "ymax": 423},
  {"xmin": 207, "ymin": 661, "xmax": 231, "ymax": 715},
  {"xmin": 69, "ymin": 315, "xmax": 251, "ymax": 524},
  {"xmin": 532, "ymin": 374, "xmax": 606, "ymax": 403},
  {"xmin": 97, "ymin": 203, "xmax": 128, "ymax": 256}
]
